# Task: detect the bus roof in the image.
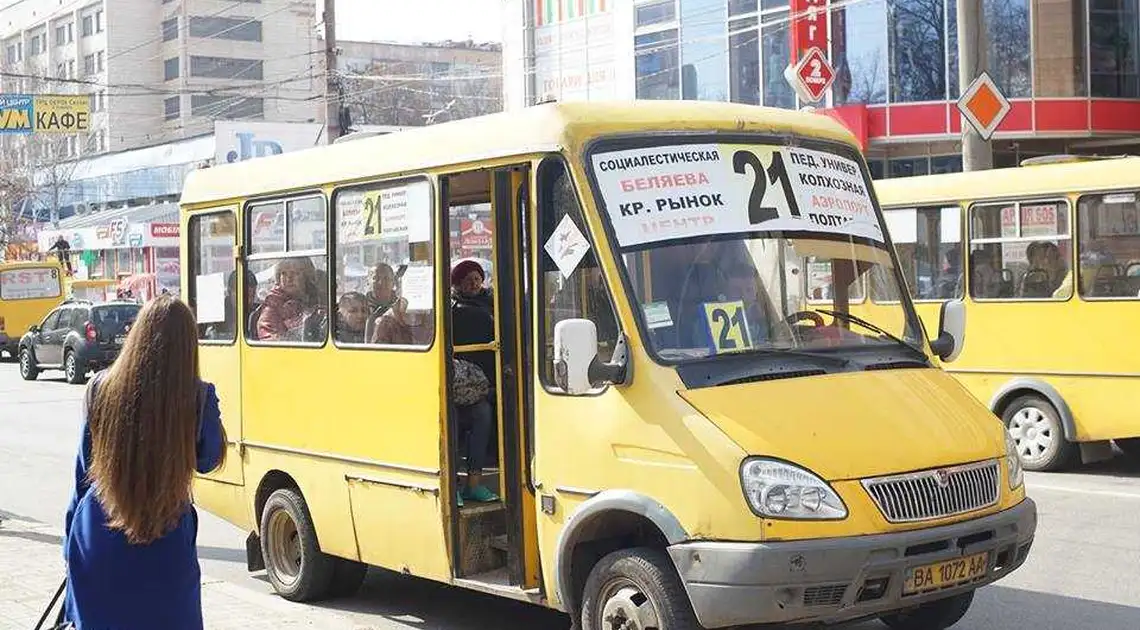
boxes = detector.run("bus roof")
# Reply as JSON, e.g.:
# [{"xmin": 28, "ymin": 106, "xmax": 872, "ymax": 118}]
[
  {"xmin": 0, "ymin": 260, "xmax": 63, "ymax": 269},
  {"xmin": 873, "ymin": 156, "xmax": 1140, "ymax": 208},
  {"xmin": 180, "ymin": 101, "xmax": 861, "ymax": 208}
]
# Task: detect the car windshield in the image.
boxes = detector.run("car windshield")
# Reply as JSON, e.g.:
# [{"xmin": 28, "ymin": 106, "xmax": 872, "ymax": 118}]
[{"xmin": 588, "ymin": 138, "xmax": 924, "ymax": 363}]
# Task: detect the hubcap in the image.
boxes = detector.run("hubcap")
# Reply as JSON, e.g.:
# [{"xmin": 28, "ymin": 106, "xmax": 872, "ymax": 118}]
[
  {"xmin": 66, "ymin": 355, "xmax": 75, "ymax": 379},
  {"xmin": 20, "ymin": 351, "xmax": 30, "ymax": 375},
  {"xmin": 267, "ymin": 509, "xmax": 302, "ymax": 586},
  {"xmin": 1008, "ymin": 407, "xmax": 1055, "ymax": 464},
  {"xmin": 598, "ymin": 579, "xmax": 661, "ymax": 630}
]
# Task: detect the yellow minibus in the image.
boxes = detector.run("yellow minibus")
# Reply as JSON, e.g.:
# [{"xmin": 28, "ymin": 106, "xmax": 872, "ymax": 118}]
[
  {"xmin": 0, "ymin": 259, "xmax": 65, "ymax": 360},
  {"xmin": 874, "ymin": 156, "xmax": 1140, "ymax": 472},
  {"xmin": 182, "ymin": 102, "xmax": 1035, "ymax": 630}
]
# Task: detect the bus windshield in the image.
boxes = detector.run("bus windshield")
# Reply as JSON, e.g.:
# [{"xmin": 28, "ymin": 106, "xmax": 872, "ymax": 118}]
[{"xmin": 587, "ymin": 138, "xmax": 924, "ymax": 363}]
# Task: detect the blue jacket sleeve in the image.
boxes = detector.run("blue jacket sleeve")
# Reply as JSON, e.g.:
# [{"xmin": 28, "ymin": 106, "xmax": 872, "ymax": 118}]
[
  {"xmin": 64, "ymin": 377, "xmax": 100, "ymax": 543},
  {"xmin": 196, "ymin": 382, "xmax": 226, "ymax": 474}
]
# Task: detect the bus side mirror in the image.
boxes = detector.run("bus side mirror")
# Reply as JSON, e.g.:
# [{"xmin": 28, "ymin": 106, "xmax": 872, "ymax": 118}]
[
  {"xmin": 930, "ymin": 299, "xmax": 965, "ymax": 362},
  {"xmin": 553, "ymin": 319, "xmax": 629, "ymax": 395}
]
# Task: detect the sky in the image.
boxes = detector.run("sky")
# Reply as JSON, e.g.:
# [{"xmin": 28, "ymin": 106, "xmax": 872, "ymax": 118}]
[{"xmin": 333, "ymin": 0, "xmax": 504, "ymax": 45}]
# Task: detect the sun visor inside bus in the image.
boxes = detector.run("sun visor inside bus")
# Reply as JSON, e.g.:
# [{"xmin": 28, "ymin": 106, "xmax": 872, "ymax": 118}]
[{"xmin": 787, "ymin": 240, "xmax": 894, "ymax": 266}]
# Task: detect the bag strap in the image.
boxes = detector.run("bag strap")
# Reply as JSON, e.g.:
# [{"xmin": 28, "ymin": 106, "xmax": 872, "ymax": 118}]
[{"xmin": 34, "ymin": 578, "xmax": 66, "ymax": 629}]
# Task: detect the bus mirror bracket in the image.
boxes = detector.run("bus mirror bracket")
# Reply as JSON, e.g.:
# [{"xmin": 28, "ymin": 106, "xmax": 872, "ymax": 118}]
[
  {"xmin": 930, "ymin": 299, "xmax": 966, "ymax": 362},
  {"xmin": 553, "ymin": 319, "xmax": 630, "ymax": 395}
]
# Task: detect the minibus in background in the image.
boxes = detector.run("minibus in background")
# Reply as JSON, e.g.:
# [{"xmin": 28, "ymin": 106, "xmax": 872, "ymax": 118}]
[
  {"xmin": 0, "ymin": 259, "xmax": 65, "ymax": 360},
  {"xmin": 874, "ymin": 155, "xmax": 1140, "ymax": 472},
  {"xmin": 182, "ymin": 101, "xmax": 1035, "ymax": 630}
]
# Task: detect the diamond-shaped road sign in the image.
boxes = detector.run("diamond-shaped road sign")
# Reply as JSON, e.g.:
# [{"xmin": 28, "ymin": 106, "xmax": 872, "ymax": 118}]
[
  {"xmin": 784, "ymin": 47, "xmax": 834, "ymax": 104},
  {"xmin": 957, "ymin": 72, "xmax": 1011, "ymax": 141}
]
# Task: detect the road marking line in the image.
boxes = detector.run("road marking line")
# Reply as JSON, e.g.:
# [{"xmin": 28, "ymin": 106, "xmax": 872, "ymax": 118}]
[{"xmin": 1028, "ymin": 483, "xmax": 1140, "ymax": 500}]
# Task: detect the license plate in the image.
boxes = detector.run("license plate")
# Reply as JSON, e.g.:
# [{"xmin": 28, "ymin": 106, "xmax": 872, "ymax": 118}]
[
  {"xmin": 902, "ymin": 552, "xmax": 989, "ymax": 595},
  {"xmin": 114, "ymin": 335, "xmax": 126, "ymax": 345}
]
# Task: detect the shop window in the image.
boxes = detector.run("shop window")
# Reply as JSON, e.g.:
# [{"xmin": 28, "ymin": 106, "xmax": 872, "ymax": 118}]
[
  {"xmin": 968, "ymin": 200, "xmax": 1072, "ymax": 300},
  {"xmin": 635, "ymin": 29, "xmax": 680, "ymax": 100},
  {"xmin": 761, "ymin": 0, "xmax": 795, "ymax": 108},
  {"xmin": 888, "ymin": 0, "xmax": 948, "ymax": 102},
  {"xmin": 332, "ymin": 179, "xmax": 435, "ymax": 348},
  {"xmin": 832, "ymin": 0, "xmax": 888, "ymax": 104},
  {"xmin": 246, "ymin": 195, "xmax": 329, "ymax": 345},
  {"xmin": 188, "ymin": 211, "xmax": 238, "ymax": 342},
  {"xmin": 1076, "ymin": 191, "xmax": 1140, "ymax": 298},
  {"xmin": 635, "ymin": 0, "xmax": 676, "ymax": 26},
  {"xmin": 986, "ymin": 0, "xmax": 1031, "ymax": 97},
  {"xmin": 1090, "ymin": 0, "xmax": 1140, "ymax": 97},
  {"xmin": 882, "ymin": 206, "xmax": 963, "ymax": 301},
  {"xmin": 680, "ymin": 0, "xmax": 728, "ymax": 101},
  {"xmin": 729, "ymin": 17, "xmax": 760, "ymax": 105}
]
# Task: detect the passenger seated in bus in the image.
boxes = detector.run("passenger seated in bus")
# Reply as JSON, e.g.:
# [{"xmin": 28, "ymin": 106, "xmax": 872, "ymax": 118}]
[
  {"xmin": 936, "ymin": 248, "xmax": 963, "ymax": 298},
  {"xmin": 366, "ymin": 263, "xmax": 400, "ymax": 314},
  {"xmin": 208, "ymin": 269, "xmax": 258, "ymax": 339},
  {"xmin": 336, "ymin": 292, "xmax": 369, "ymax": 344},
  {"xmin": 449, "ymin": 259, "xmax": 498, "ymax": 504},
  {"xmin": 969, "ymin": 249, "xmax": 1001, "ymax": 298},
  {"xmin": 1025, "ymin": 242, "xmax": 1072, "ymax": 298},
  {"xmin": 256, "ymin": 258, "xmax": 326, "ymax": 342}
]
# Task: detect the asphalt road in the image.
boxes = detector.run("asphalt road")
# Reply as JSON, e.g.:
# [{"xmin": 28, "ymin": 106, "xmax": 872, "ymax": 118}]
[{"xmin": 2, "ymin": 363, "xmax": 1138, "ymax": 629}]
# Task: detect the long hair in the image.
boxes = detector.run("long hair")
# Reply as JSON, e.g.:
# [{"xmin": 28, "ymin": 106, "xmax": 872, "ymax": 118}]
[{"xmin": 87, "ymin": 295, "xmax": 213, "ymax": 545}]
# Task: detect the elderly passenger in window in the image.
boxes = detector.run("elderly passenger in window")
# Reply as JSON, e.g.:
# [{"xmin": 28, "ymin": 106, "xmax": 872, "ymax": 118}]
[{"xmin": 256, "ymin": 258, "xmax": 325, "ymax": 342}]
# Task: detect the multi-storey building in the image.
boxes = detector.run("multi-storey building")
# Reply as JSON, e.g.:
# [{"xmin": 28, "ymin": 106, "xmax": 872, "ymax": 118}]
[
  {"xmin": 0, "ymin": 0, "xmax": 321, "ymax": 164},
  {"xmin": 502, "ymin": 0, "xmax": 1140, "ymax": 177}
]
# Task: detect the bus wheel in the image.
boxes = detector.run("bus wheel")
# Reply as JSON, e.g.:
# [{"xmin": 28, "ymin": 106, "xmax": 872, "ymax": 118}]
[
  {"xmin": 1003, "ymin": 394, "xmax": 1077, "ymax": 472},
  {"xmin": 881, "ymin": 591, "xmax": 974, "ymax": 629},
  {"xmin": 259, "ymin": 488, "xmax": 336, "ymax": 602},
  {"xmin": 579, "ymin": 548, "xmax": 699, "ymax": 630}
]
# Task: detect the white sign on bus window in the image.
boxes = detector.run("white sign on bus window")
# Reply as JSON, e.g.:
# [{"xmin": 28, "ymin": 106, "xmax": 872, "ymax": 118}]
[
  {"xmin": 590, "ymin": 143, "xmax": 883, "ymax": 248},
  {"xmin": 0, "ymin": 268, "xmax": 62, "ymax": 301}
]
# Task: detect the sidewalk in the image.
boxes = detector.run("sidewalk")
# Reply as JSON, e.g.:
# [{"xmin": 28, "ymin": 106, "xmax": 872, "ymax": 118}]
[{"xmin": 0, "ymin": 513, "xmax": 369, "ymax": 629}]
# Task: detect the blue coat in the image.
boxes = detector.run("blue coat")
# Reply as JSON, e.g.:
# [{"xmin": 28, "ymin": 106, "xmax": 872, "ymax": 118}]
[{"xmin": 63, "ymin": 374, "xmax": 226, "ymax": 630}]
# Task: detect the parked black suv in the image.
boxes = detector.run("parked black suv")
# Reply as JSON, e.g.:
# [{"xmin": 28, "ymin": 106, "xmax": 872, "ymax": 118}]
[{"xmin": 18, "ymin": 299, "xmax": 141, "ymax": 384}]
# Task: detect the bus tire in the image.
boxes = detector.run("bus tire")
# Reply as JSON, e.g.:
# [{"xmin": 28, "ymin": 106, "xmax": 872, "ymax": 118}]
[
  {"xmin": 1002, "ymin": 394, "xmax": 1078, "ymax": 472},
  {"xmin": 327, "ymin": 558, "xmax": 367, "ymax": 598},
  {"xmin": 579, "ymin": 547, "xmax": 699, "ymax": 630},
  {"xmin": 259, "ymin": 488, "xmax": 336, "ymax": 602},
  {"xmin": 880, "ymin": 590, "xmax": 974, "ymax": 629}
]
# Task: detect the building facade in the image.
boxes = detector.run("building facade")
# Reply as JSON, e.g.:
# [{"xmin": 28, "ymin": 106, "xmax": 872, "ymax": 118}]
[
  {"xmin": 1, "ymin": 0, "xmax": 322, "ymax": 164},
  {"xmin": 502, "ymin": 0, "xmax": 1140, "ymax": 177},
  {"xmin": 337, "ymin": 39, "xmax": 502, "ymax": 128}
]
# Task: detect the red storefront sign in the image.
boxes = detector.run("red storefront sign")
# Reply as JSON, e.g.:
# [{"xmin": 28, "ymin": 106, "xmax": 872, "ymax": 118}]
[
  {"xmin": 460, "ymin": 219, "xmax": 493, "ymax": 249},
  {"xmin": 150, "ymin": 223, "xmax": 180, "ymax": 238},
  {"xmin": 790, "ymin": 0, "xmax": 829, "ymax": 63}
]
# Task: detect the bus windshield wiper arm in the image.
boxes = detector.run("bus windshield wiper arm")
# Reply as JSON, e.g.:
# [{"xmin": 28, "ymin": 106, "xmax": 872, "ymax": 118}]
[{"xmin": 813, "ymin": 309, "xmax": 921, "ymax": 353}]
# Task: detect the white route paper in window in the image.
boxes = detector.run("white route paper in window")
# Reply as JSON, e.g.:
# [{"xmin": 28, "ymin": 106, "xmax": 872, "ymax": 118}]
[
  {"xmin": 400, "ymin": 265, "xmax": 433, "ymax": 312},
  {"xmin": 543, "ymin": 214, "xmax": 591, "ymax": 279},
  {"xmin": 195, "ymin": 272, "xmax": 227, "ymax": 324}
]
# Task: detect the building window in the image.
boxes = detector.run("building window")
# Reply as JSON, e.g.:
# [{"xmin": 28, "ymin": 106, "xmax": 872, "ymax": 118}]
[
  {"xmin": 986, "ymin": 0, "xmax": 1031, "ymax": 97},
  {"xmin": 162, "ymin": 17, "xmax": 178, "ymax": 41},
  {"xmin": 84, "ymin": 54, "xmax": 96, "ymax": 75},
  {"xmin": 883, "ymin": 206, "xmax": 963, "ymax": 300},
  {"xmin": 968, "ymin": 200, "xmax": 1072, "ymax": 300},
  {"xmin": 729, "ymin": 17, "xmax": 760, "ymax": 104},
  {"xmin": 680, "ymin": 0, "xmax": 728, "ymax": 101},
  {"xmin": 729, "ymin": 0, "xmax": 759, "ymax": 12},
  {"xmin": 889, "ymin": 157, "xmax": 930, "ymax": 178},
  {"xmin": 635, "ymin": 29, "xmax": 681, "ymax": 99},
  {"xmin": 164, "ymin": 57, "xmax": 180, "ymax": 80},
  {"xmin": 888, "ymin": 0, "xmax": 948, "ymax": 102},
  {"xmin": 189, "ymin": 16, "xmax": 263, "ymax": 42},
  {"xmin": 164, "ymin": 96, "xmax": 181, "ymax": 120},
  {"xmin": 29, "ymin": 34, "xmax": 44, "ymax": 56},
  {"xmin": 333, "ymin": 179, "xmax": 435, "ymax": 347},
  {"xmin": 5, "ymin": 44, "xmax": 18, "ymax": 65},
  {"xmin": 1033, "ymin": 0, "xmax": 1087, "ymax": 96},
  {"xmin": 245, "ymin": 196, "xmax": 330, "ymax": 345},
  {"xmin": 68, "ymin": 60, "xmax": 76, "ymax": 78},
  {"xmin": 635, "ymin": 0, "xmax": 676, "ymax": 27},
  {"xmin": 1076, "ymin": 191, "xmax": 1140, "ymax": 298},
  {"xmin": 832, "ymin": 0, "xmax": 888, "ymax": 104},
  {"xmin": 96, "ymin": 51, "xmax": 104, "ymax": 72},
  {"xmin": 95, "ymin": 10, "xmax": 104, "ymax": 33},
  {"xmin": 55, "ymin": 25, "xmax": 67, "ymax": 46},
  {"xmin": 190, "ymin": 94, "xmax": 264, "ymax": 119},
  {"xmin": 761, "ymin": 0, "xmax": 795, "ymax": 108},
  {"xmin": 189, "ymin": 55, "xmax": 263, "ymax": 80},
  {"xmin": 82, "ymin": 15, "xmax": 94, "ymax": 37},
  {"xmin": 1090, "ymin": 0, "xmax": 1140, "ymax": 97},
  {"xmin": 189, "ymin": 212, "xmax": 238, "ymax": 342},
  {"xmin": 930, "ymin": 154, "xmax": 962, "ymax": 174}
]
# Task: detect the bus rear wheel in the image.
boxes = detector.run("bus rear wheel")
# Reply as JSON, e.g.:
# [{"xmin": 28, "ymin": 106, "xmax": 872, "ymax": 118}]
[
  {"xmin": 1002, "ymin": 394, "xmax": 1077, "ymax": 472},
  {"xmin": 259, "ymin": 488, "xmax": 336, "ymax": 602},
  {"xmin": 579, "ymin": 548, "xmax": 700, "ymax": 630}
]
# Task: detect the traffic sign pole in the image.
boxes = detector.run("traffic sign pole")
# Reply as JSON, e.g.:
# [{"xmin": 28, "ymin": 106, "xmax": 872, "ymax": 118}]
[{"xmin": 956, "ymin": 0, "xmax": 993, "ymax": 171}]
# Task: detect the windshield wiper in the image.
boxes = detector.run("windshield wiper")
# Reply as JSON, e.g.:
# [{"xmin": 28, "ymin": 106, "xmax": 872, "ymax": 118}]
[{"xmin": 813, "ymin": 309, "xmax": 923, "ymax": 353}]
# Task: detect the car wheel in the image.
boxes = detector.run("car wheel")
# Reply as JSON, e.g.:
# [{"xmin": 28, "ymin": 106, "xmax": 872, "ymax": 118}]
[
  {"xmin": 64, "ymin": 350, "xmax": 87, "ymax": 385},
  {"xmin": 881, "ymin": 591, "xmax": 974, "ymax": 630},
  {"xmin": 1003, "ymin": 394, "xmax": 1077, "ymax": 472},
  {"xmin": 19, "ymin": 347, "xmax": 39, "ymax": 381},
  {"xmin": 259, "ymin": 488, "xmax": 337, "ymax": 602},
  {"xmin": 579, "ymin": 547, "xmax": 700, "ymax": 630}
]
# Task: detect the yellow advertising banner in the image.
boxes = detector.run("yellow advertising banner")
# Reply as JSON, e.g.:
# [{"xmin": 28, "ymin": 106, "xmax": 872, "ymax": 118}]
[{"xmin": 32, "ymin": 95, "xmax": 90, "ymax": 133}]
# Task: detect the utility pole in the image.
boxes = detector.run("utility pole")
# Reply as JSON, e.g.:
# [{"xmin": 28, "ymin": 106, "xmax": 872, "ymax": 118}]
[
  {"xmin": 956, "ymin": 0, "xmax": 993, "ymax": 171},
  {"xmin": 323, "ymin": 0, "xmax": 340, "ymax": 143}
]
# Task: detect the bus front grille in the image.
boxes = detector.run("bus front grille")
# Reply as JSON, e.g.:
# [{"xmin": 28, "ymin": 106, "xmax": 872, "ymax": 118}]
[{"xmin": 861, "ymin": 460, "xmax": 1001, "ymax": 523}]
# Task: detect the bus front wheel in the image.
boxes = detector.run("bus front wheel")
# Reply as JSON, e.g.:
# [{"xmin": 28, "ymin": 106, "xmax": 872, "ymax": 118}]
[
  {"xmin": 579, "ymin": 547, "xmax": 700, "ymax": 630},
  {"xmin": 259, "ymin": 488, "xmax": 337, "ymax": 602},
  {"xmin": 1002, "ymin": 394, "xmax": 1077, "ymax": 472}
]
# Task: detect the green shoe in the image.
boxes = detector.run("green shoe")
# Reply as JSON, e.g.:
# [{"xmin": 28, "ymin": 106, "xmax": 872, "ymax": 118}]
[{"xmin": 463, "ymin": 485, "xmax": 498, "ymax": 503}]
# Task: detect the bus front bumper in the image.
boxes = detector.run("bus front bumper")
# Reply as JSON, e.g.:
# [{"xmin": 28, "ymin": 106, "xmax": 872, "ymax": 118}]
[{"xmin": 668, "ymin": 498, "xmax": 1036, "ymax": 628}]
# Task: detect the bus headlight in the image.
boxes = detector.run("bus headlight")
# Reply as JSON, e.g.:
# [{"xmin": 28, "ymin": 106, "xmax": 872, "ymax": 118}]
[
  {"xmin": 740, "ymin": 458, "xmax": 847, "ymax": 519},
  {"xmin": 1005, "ymin": 433, "xmax": 1024, "ymax": 489}
]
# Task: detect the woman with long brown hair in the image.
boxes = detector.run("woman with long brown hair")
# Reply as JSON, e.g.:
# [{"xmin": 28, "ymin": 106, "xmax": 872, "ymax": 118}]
[{"xmin": 62, "ymin": 294, "xmax": 226, "ymax": 629}]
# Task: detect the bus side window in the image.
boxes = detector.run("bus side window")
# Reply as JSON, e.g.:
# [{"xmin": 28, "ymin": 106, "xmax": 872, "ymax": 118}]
[
  {"xmin": 1077, "ymin": 192, "xmax": 1140, "ymax": 299},
  {"xmin": 537, "ymin": 159, "xmax": 619, "ymax": 390},
  {"xmin": 188, "ymin": 211, "xmax": 238, "ymax": 342}
]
